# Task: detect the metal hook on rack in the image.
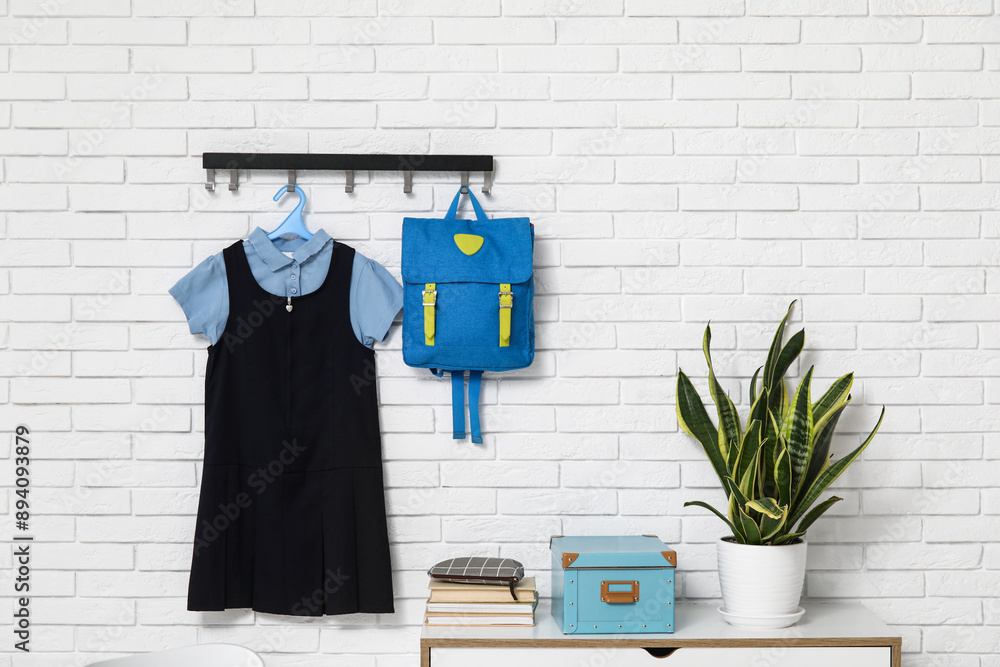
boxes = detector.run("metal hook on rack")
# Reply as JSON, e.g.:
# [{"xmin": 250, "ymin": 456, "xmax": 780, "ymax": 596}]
[
  {"xmin": 205, "ymin": 169, "xmax": 215, "ymax": 191},
  {"xmin": 229, "ymin": 169, "xmax": 239, "ymax": 191},
  {"xmin": 461, "ymin": 171, "xmax": 470, "ymax": 187},
  {"xmin": 483, "ymin": 171, "xmax": 493, "ymax": 195},
  {"xmin": 345, "ymin": 170, "xmax": 355, "ymax": 193},
  {"xmin": 403, "ymin": 171, "xmax": 413, "ymax": 194},
  {"xmin": 287, "ymin": 170, "xmax": 296, "ymax": 193}
]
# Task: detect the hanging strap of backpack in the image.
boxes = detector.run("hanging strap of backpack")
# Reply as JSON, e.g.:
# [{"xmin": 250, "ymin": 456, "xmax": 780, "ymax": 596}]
[
  {"xmin": 445, "ymin": 185, "xmax": 488, "ymax": 221},
  {"xmin": 448, "ymin": 370, "xmax": 483, "ymax": 445}
]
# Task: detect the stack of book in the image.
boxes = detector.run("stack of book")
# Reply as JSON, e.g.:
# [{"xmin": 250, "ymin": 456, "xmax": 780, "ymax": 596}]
[{"xmin": 424, "ymin": 576, "xmax": 537, "ymax": 627}]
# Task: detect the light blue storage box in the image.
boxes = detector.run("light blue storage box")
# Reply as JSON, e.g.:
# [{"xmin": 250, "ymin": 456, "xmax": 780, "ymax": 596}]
[{"xmin": 550, "ymin": 535, "xmax": 676, "ymax": 634}]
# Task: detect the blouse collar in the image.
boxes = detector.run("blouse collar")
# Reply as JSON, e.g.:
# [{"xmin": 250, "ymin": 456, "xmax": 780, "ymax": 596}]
[{"xmin": 247, "ymin": 226, "xmax": 332, "ymax": 271}]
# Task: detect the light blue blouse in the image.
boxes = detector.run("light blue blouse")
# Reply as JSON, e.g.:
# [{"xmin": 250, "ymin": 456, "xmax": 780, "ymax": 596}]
[{"xmin": 170, "ymin": 227, "xmax": 403, "ymax": 347}]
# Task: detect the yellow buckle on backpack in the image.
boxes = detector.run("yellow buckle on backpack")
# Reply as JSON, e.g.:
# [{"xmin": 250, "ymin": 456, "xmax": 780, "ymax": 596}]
[
  {"xmin": 423, "ymin": 284, "xmax": 436, "ymax": 346},
  {"xmin": 499, "ymin": 284, "xmax": 512, "ymax": 347}
]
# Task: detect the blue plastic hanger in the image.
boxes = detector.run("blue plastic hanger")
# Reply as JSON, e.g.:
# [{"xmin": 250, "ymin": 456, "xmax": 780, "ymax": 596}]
[{"xmin": 267, "ymin": 185, "xmax": 313, "ymax": 241}]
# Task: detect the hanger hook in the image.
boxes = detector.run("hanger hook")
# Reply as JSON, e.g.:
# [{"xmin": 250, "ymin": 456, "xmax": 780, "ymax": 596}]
[{"xmin": 273, "ymin": 185, "xmax": 305, "ymax": 216}]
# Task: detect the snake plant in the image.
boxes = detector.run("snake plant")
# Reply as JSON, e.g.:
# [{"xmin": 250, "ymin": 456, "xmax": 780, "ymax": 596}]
[{"xmin": 677, "ymin": 302, "xmax": 884, "ymax": 546}]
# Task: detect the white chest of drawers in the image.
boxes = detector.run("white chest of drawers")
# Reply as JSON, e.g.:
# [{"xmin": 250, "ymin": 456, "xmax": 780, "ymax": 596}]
[{"xmin": 420, "ymin": 601, "xmax": 901, "ymax": 667}]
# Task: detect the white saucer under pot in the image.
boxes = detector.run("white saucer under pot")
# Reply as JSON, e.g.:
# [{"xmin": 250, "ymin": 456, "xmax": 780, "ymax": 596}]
[
  {"xmin": 718, "ymin": 605, "xmax": 806, "ymax": 630},
  {"xmin": 716, "ymin": 536, "xmax": 808, "ymax": 628}
]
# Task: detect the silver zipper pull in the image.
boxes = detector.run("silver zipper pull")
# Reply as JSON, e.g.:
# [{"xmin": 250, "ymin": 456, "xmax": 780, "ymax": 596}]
[{"xmin": 286, "ymin": 296, "xmax": 293, "ymax": 312}]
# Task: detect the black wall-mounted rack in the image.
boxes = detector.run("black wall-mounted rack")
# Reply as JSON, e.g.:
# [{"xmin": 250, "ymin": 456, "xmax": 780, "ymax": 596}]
[{"xmin": 202, "ymin": 153, "xmax": 495, "ymax": 194}]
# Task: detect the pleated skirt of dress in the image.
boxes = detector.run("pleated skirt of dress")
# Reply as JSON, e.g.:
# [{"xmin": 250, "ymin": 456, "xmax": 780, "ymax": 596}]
[{"xmin": 189, "ymin": 464, "xmax": 393, "ymax": 616}]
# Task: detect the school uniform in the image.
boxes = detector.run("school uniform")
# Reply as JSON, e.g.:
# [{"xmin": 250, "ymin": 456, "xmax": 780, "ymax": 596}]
[{"xmin": 170, "ymin": 228, "xmax": 401, "ymax": 616}]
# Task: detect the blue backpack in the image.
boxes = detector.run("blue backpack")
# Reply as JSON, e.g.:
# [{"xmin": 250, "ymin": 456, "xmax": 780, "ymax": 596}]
[{"xmin": 402, "ymin": 186, "xmax": 534, "ymax": 444}]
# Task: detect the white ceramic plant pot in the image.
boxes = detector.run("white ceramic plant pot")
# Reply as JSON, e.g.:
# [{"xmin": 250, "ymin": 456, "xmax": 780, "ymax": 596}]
[{"xmin": 716, "ymin": 536, "xmax": 807, "ymax": 629}]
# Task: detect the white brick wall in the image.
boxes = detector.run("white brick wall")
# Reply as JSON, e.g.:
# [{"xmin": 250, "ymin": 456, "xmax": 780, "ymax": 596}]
[{"xmin": 2, "ymin": 1, "xmax": 999, "ymax": 664}]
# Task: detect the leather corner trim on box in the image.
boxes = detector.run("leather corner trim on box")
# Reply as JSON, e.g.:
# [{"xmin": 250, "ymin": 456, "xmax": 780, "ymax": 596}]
[
  {"xmin": 661, "ymin": 550, "xmax": 677, "ymax": 566},
  {"xmin": 561, "ymin": 553, "xmax": 579, "ymax": 569}
]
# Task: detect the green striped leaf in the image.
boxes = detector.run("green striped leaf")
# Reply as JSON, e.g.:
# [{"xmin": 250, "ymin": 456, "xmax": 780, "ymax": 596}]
[
  {"xmin": 793, "ymin": 496, "xmax": 842, "ymax": 536},
  {"xmin": 778, "ymin": 378, "xmax": 790, "ymax": 421},
  {"xmin": 726, "ymin": 475, "xmax": 751, "ymax": 508},
  {"xmin": 760, "ymin": 408, "xmax": 784, "ymax": 501},
  {"xmin": 774, "ymin": 439, "xmax": 792, "ymax": 508},
  {"xmin": 727, "ymin": 476, "xmax": 762, "ymax": 540},
  {"xmin": 726, "ymin": 413, "xmax": 745, "ymax": 474},
  {"xmin": 796, "ymin": 402, "xmax": 848, "ymax": 508},
  {"xmin": 771, "ymin": 329, "xmax": 804, "ymax": 396},
  {"xmin": 783, "ymin": 366, "xmax": 815, "ymax": 497},
  {"xmin": 812, "ymin": 373, "xmax": 853, "ymax": 426},
  {"xmin": 748, "ymin": 380, "xmax": 770, "ymax": 435},
  {"xmin": 760, "ymin": 511, "xmax": 789, "ymax": 543},
  {"xmin": 772, "ymin": 531, "xmax": 805, "ymax": 545},
  {"xmin": 703, "ymin": 324, "xmax": 742, "ymax": 465},
  {"xmin": 684, "ymin": 500, "xmax": 738, "ymax": 537},
  {"xmin": 789, "ymin": 407, "xmax": 885, "ymax": 527},
  {"xmin": 762, "ymin": 301, "xmax": 796, "ymax": 395},
  {"xmin": 746, "ymin": 497, "xmax": 786, "ymax": 520},
  {"xmin": 727, "ymin": 494, "xmax": 748, "ymax": 543},
  {"xmin": 737, "ymin": 505, "xmax": 763, "ymax": 545},
  {"xmin": 677, "ymin": 370, "xmax": 727, "ymax": 485},
  {"xmin": 756, "ymin": 496, "xmax": 790, "ymax": 543},
  {"xmin": 761, "ymin": 384, "xmax": 783, "ymax": 467},
  {"xmin": 738, "ymin": 444, "xmax": 760, "ymax": 501},
  {"xmin": 735, "ymin": 419, "xmax": 763, "ymax": 482}
]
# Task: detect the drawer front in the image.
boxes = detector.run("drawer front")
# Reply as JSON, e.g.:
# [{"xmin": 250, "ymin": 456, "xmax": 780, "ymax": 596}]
[
  {"xmin": 431, "ymin": 646, "xmax": 891, "ymax": 667},
  {"xmin": 569, "ymin": 568, "xmax": 674, "ymax": 633}
]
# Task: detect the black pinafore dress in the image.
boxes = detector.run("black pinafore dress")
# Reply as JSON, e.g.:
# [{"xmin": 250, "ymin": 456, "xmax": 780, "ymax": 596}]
[{"xmin": 187, "ymin": 240, "xmax": 394, "ymax": 616}]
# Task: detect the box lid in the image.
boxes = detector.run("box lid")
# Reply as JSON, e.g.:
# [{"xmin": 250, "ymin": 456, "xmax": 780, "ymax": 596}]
[{"xmin": 550, "ymin": 535, "xmax": 676, "ymax": 569}]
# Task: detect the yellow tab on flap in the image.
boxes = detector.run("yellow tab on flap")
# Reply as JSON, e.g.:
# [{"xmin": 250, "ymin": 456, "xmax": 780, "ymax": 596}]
[
  {"xmin": 499, "ymin": 283, "xmax": 512, "ymax": 348},
  {"xmin": 454, "ymin": 234, "xmax": 484, "ymax": 256},
  {"xmin": 423, "ymin": 283, "xmax": 436, "ymax": 346}
]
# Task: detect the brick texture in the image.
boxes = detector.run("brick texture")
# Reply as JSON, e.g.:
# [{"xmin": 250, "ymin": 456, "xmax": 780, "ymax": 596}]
[{"xmin": 2, "ymin": 2, "xmax": 999, "ymax": 663}]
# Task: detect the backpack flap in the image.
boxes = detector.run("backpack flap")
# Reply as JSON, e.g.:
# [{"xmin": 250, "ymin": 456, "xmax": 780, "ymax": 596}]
[{"xmin": 401, "ymin": 216, "xmax": 533, "ymax": 285}]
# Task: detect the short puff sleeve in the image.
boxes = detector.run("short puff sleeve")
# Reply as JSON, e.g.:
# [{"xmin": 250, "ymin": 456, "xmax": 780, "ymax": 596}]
[
  {"xmin": 350, "ymin": 253, "xmax": 403, "ymax": 348},
  {"xmin": 168, "ymin": 253, "xmax": 229, "ymax": 345}
]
